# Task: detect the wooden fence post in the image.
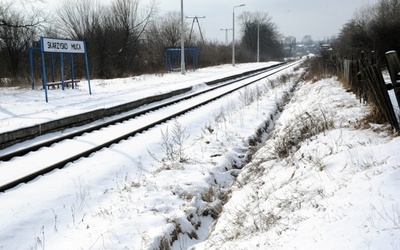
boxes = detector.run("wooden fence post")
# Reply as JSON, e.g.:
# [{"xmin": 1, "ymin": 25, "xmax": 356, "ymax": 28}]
[
  {"xmin": 361, "ymin": 63, "xmax": 400, "ymax": 131},
  {"xmin": 385, "ymin": 51, "xmax": 400, "ymax": 110},
  {"xmin": 338, "ymin": 51, "xmax": 399, "ymax": 131}
]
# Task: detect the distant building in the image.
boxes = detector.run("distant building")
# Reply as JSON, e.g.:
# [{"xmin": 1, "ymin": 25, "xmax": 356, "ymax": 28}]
[
  {"xmin": 320, "ymin": 44, "xmax": 333, "ymax": 52},
  {"xmin": 282, "ymin": 36, "xmax": 328, "ymax": 58}
]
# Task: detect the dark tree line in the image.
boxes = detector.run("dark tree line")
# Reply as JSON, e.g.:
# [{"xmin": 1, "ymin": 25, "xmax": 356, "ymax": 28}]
[
  {"xmin": 335, "ymin": 0, "xmax": 400, "ymax": 63},
  {"xmin": 238, "ymin": 11, "xmax": 284, "ymax": 62},
  {"xmin": 0, "ymin": 1, "xmax": 44, "ymax": 80},
  {"xmin": 54, "ymin": 0, "xmax": 157, "ymax": 78},
  {"xmin": 0, "ymin": 0, "xmax": 284, "ymax": 86}
]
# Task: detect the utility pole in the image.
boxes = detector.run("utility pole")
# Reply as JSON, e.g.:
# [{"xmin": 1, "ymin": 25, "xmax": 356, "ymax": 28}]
[
  {"xmin": 257, "ymin": 22, "xmax": 260, "ymax": 62},
  {"xmin": 221, "ymin": 28, "xmax": 232, "ymax": 45},
  {"xmin": 186, "ymin": 16, "xmax": 206, "ymax": 45},
  {"xmin": 180, "ymin": 0, "xmax": 186, "ymax": 75}
]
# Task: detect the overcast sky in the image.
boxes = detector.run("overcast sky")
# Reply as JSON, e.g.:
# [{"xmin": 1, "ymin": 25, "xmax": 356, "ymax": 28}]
[
  {"xmin": 149, "ymin": 0, "xmax": 379, "ymax": 43},
  {"xmin": 19, "ymin": 0, "xmax": 379, "ymax": 43}
]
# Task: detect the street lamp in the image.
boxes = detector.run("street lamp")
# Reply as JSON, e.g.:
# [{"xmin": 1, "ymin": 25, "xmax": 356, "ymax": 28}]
[
  {"xmin": 232, "ymin": 4, "xmax": 245, "ymax": 66},
  {"xmin": 257, "ymin": 22, "xmax": 260, "ymax": 62},
  {"xmin": 180, "ymin": 0, "xmax": 185, "ymax": 75}
]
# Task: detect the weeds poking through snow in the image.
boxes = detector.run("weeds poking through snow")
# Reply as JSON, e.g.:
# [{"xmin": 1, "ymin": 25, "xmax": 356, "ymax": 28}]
[
  {"xmin": 71, "ymin": 205, "xmax": 76, "ymax": 225},
  {"xmin": 74, "ymin": 177, "xmax": 91, "ymax": 210},
  {"xmin": 239, "ymin": 86, "xmax": 256, "ymax": 106},
  {"xmin": 51, "ymin": 208, "xmax": 58, "ymax": 232},
  {"xmin": 31, "ymin": 226, "xmax": 46, "ymax": 250},
  {"xmin": 149, "ymin": 120, "xmax": 191, "ymax": 171},
  {"xmin": 369, "ymin": 202, "xmax": 400, "ymax": 230},
  {"xmin": 273, "ymin": 109, "xmax": 334, "ymax": 159}
]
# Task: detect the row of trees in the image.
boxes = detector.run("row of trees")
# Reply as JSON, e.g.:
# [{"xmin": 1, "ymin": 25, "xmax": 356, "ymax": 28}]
[
  {"xmin": 238, "ymin": 12, "xmax": 283, "ymax": 61},
  {"xmin": 334, "ymin": 0, "xmax": 400, "ymax": 63},
  {"xmin": 0, "ymin": 1, "xmax": 43, "ymax": 80},
  {"xmin": 0, "ymin": 0, "xmax": 284, "ymax": 85}
]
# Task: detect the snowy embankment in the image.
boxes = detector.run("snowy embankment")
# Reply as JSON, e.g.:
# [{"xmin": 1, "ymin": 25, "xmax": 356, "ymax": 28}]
[{"xmin": 193, "ymin": 76, "xmax": 400, "ymax": 249}]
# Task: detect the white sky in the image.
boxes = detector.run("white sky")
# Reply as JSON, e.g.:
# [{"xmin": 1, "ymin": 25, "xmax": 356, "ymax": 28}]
[
  {"xmin": 150, "ymin": 0, "xmax": 379, "ymax": 42},
  {"xmin": 18, "ymin": 0, "xmax": 379, "ymax": 42}
]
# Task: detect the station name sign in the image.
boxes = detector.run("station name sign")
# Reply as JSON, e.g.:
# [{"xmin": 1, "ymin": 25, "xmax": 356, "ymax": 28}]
[{"xmin": 41, "ymin": 37, "xmax": 85, "ymax": 54}]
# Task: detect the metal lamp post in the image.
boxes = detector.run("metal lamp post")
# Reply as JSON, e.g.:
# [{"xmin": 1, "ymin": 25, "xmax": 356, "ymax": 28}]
[
  {"xmin": 232, "ymin": 4, "xmax": 245, "ymax": 66},
  {"xmin": 180, "ymin": 0, "xmax": 186, "ymax": 75},
  {"xmin": 257, "ymin": 22, "xmax": 260, "ymax": 62}
]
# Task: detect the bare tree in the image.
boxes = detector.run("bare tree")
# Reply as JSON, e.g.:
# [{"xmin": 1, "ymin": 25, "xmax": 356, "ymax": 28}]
[
  {"xmin": 238, "ymin": 11, "xmax": 283, "ymax": 61},
  {"xmin": 284, "ymin": 36, "xmax": 296, "ymax": 57},
  {"xmin": 108, "ymin": 0, "xmax": 157, "ymax": 74},
  {"xmin": 0, "ymin": 1, "xmax": 42, "ymax": 79},
  {"xmin": 336, "ymin": 19, "xmax": 373, "ymax": 57},
  {"xmin": 56, "ymin": 0, "xmax": 157, "ymax": 77},
  {"xmin": 335, "ymin": 0, "xmax": 400, "ymax": 62},
  {"xmin": 57, "ymin": 0, "xmax": 103, "ymax": 40},
  {"xmin": 143, "ymin": 11, "xmax": 190, "ymax": 72},
  {"xmin": 369, "ymin": 0, "xmax": 400, "ymax": 55},
  {"xmin": 147, "ymin": 11, "xmax": 189, "ymax": 48},
  {"xmin": 161, "ymin": 12, "xmax": 183, "ymax": 47},
  {"xmin": 301, "ymin": 35, "xmax": 313, "ymax": 46},
  {"xmin": 110, "ymin": 0, "xmax": 156, "ymax": 47},
  {"xmin": 0, "ymin": 1, "xmax": 44, "ymax": 28}
]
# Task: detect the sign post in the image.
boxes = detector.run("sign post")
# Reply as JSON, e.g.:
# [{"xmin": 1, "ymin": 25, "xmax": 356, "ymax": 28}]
[{"xmin": 39, "ymin": 37, "xmax": 91, "ymax": 102}]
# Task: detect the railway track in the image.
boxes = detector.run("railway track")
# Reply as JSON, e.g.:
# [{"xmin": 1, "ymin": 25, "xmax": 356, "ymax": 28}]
[{"xmin": 0, "ymin": 61, "xmax": 299, "ymax": 192}]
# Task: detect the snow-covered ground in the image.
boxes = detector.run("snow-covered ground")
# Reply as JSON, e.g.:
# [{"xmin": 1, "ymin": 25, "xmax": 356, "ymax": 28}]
[
  {"xmin": 194, "ymin": 73, "xmax": 400, "ymax": 250},
  {"xmin": 0, "ymin": 62, "xmax": 399, "ymax": 249}
]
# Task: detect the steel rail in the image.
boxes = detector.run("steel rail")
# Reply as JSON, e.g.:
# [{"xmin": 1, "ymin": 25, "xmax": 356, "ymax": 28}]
[{"xmin": 1, "ymin": 63, "xmax": 286, "ymax": 162}]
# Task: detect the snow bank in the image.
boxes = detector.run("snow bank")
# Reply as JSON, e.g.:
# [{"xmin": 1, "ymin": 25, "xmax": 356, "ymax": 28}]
[{"xmin": 194, "ymin": 77, "xmax": 400, "ymax": 250}]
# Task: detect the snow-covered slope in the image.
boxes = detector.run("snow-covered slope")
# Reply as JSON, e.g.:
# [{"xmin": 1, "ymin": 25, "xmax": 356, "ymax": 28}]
[{"xmin": 193, "ymin": 77, "xmax": 400, "ymax": 250}]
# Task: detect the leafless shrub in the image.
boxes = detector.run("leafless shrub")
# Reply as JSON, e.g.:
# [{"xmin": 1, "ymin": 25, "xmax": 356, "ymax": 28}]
[
  {"xmin": 74, "ymin": 177, "xmax": 91, "ymax": 210},
  {"xmin": 274, "ymin": 110, "xmax": 334, "ymax": 159},
  {"xmin": 303, "ymin": 57, "xmax": 335, "ymax": 82},
  {"xmin": 0, "ymin": 77, "xmax": 31, "ymax": 88},
  {"xmin": 279, "ymin": 74, "xmax": 291, "ymax": 84},
  {"xmin": 162, "ymin": 120, "xmax": 190, "ymax": 161},
  {"xmin": 201, "ymin": 186, "xmax": 216, "ymax": 203},
  {"xmin": 153, "ymin": 215, "xmax": 200, "ymax": 249},
  {"xmin": 239, "ymin": 86, "xmax": 256, "ymax": 106},
  {"xmin": 157, "ymin": 236, "xmax": 171, "ymax": 250},
  {"xmin": 177, "ymin": 191, "xmax": 194, "ymax": 201},
  {"xmin": 149, "ymin": 120, "xmax": 191, "ymax": 171},
  {"xmin": 358, "ymin": 103, "xmax": 389, "ymax": 128}
]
